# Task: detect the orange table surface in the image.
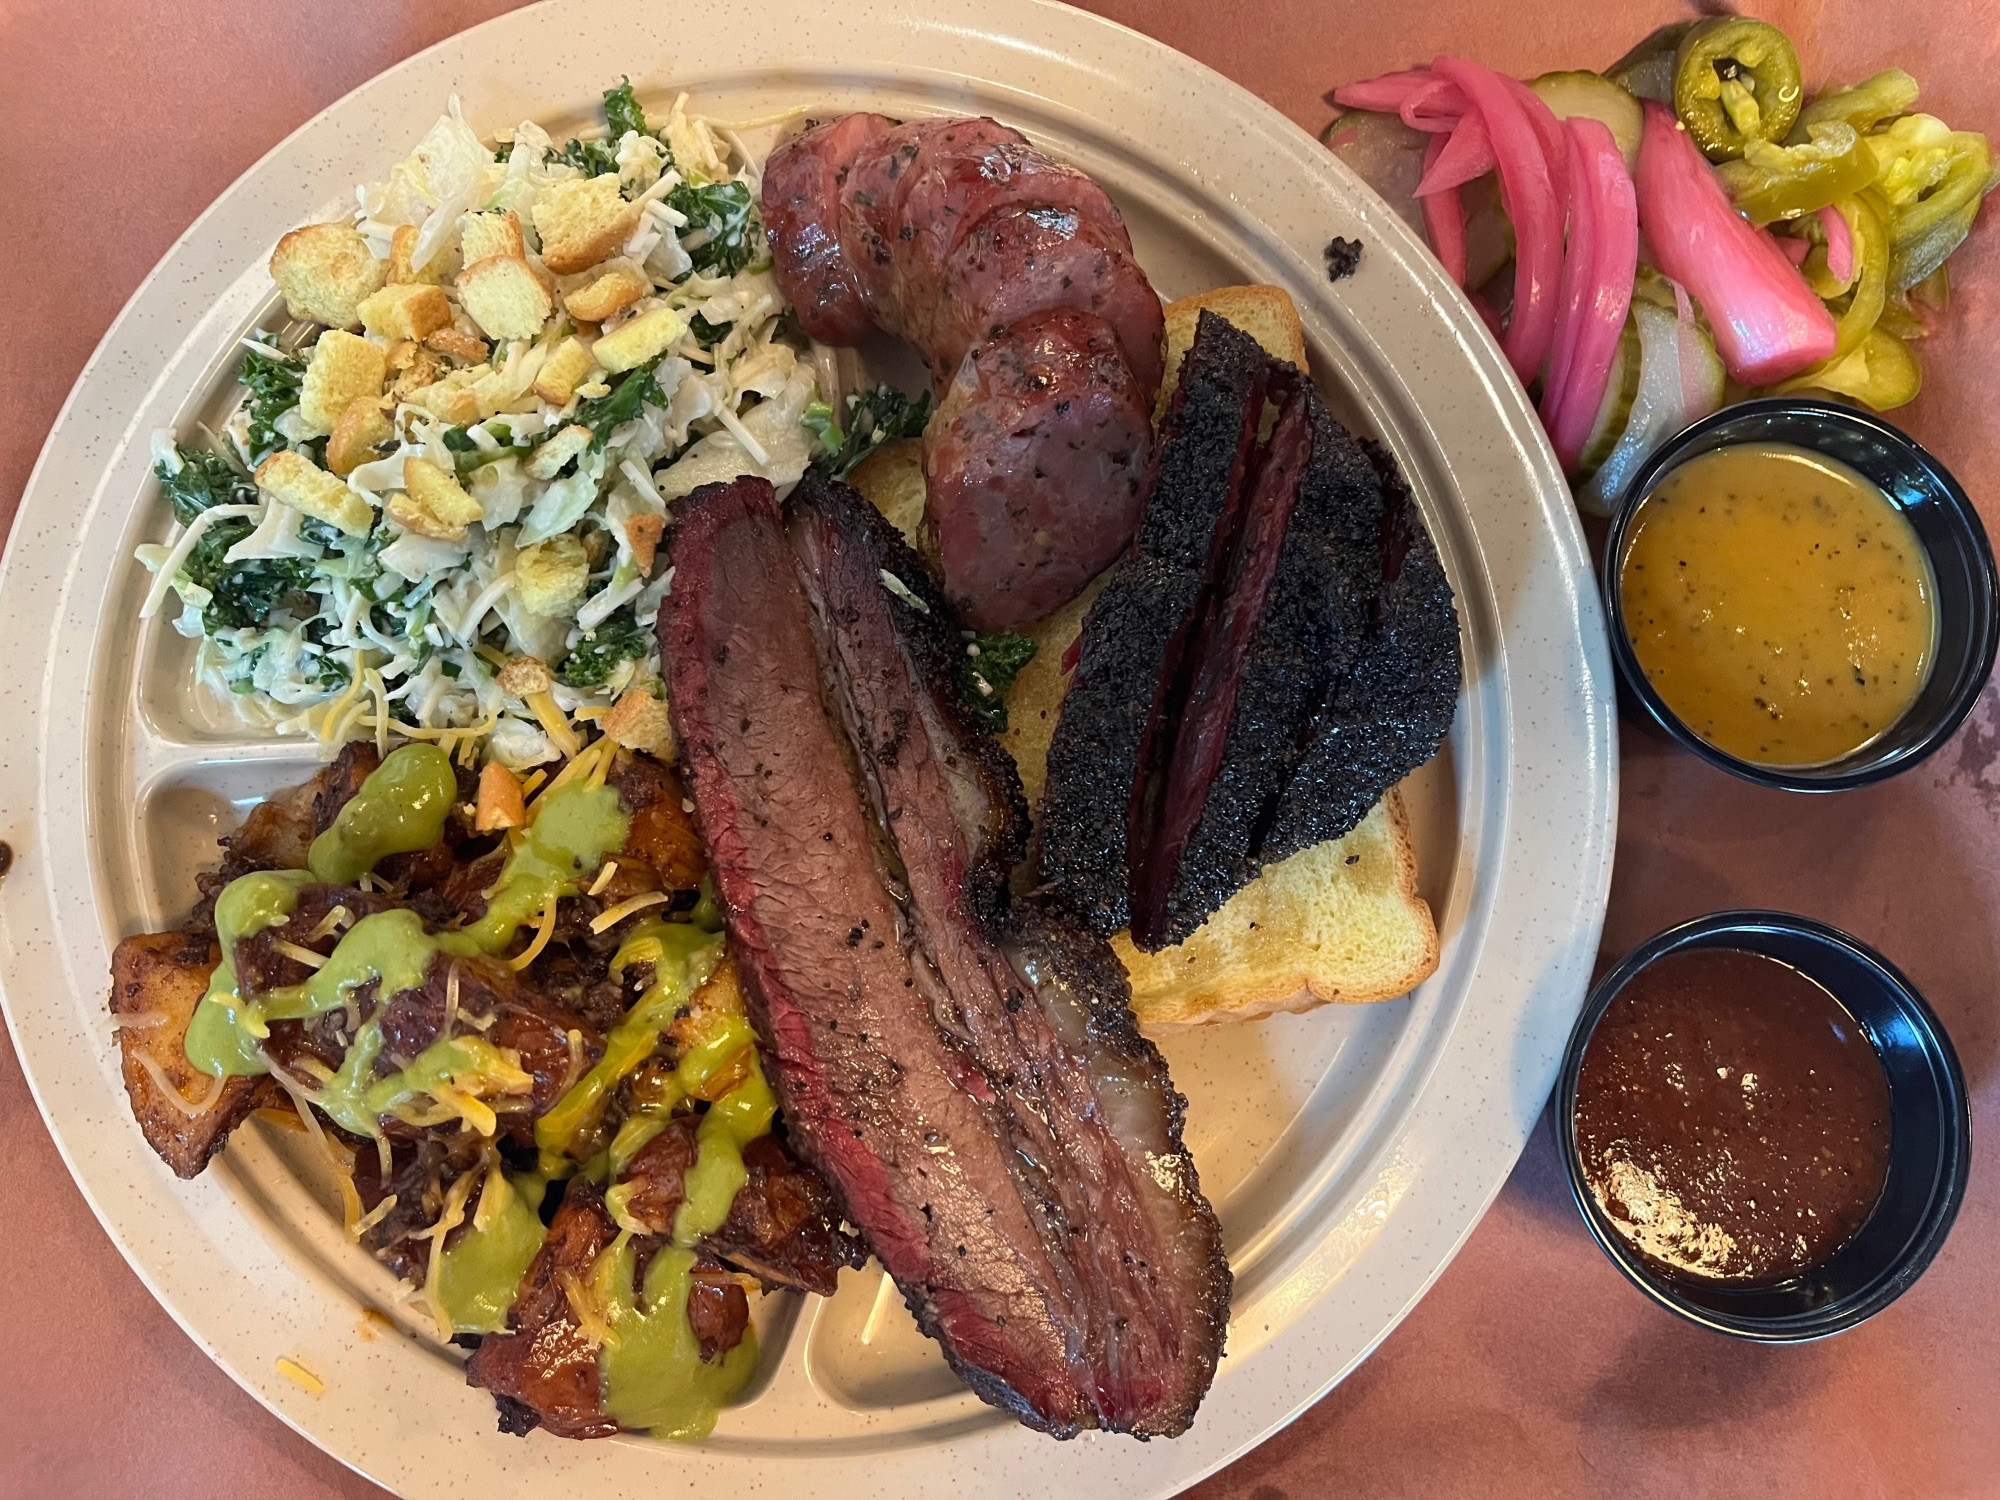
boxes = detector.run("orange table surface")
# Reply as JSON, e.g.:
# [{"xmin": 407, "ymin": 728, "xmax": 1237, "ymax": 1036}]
[{"xmin": 3, "ymin": 1, "xmax": 1997, "ymax": 1494}]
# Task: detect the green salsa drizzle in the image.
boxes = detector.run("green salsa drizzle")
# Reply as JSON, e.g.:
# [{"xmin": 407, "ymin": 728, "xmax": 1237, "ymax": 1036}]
[
  {"xmin": 308, "ymin": 743, "xmax": 459, "ymax": 884},
  {"xmin": 182, "ymin": 743, "xmax": 774, "ymax": 1435},
  {"xmin": 435, "ymin": 1170, "xmax": 550, "ymax": 1335},
  {"xmin": 184, "ymin": 773, "xmax": 630, "ymax": 1080},
  {"xmin": 535, "ymin": 918, "xmax": 726, "ymax": 1165},
  {"xmin": 597, "ymin": 1243, "xmax": 761, "ymax": 1440}
]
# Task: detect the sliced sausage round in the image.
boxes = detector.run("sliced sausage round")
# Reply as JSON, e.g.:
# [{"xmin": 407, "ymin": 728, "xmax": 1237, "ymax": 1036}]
[
  {"xmin": 923, "ymin": 309, "xmax": 1152, "ymax": 630},
  {"xmin": 761, "ymin": 113, "xmax": 895, "ymax": 343},
  {"xmin": 928, "ymin": 205, "xmax": 1165, "ymax": 396}
]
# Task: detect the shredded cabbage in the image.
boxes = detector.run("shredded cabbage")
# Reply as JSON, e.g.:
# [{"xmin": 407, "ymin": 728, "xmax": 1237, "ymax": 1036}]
[{"xmin": 143, "ymin": 85, "xmax": 826, "ymax": 758}]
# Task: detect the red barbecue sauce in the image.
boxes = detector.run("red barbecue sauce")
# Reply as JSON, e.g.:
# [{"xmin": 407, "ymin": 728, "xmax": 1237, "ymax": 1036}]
[{"xmin": 1573, "ymin": 947, "xmax": 1892, "ymax": 1286}]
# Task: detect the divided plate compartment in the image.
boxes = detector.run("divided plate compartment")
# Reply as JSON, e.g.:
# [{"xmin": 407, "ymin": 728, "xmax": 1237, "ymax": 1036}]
[
  {"xmin": 102, "ymin": 301, "xmax": 1467, "ymax": 1443},
  {"xmin": 90, "ymin": 97, "xmax": 1474, "ymax": 1446},
  {"xmin": 0, "ymin": 6, "xmax": 1613, "ymax": 1493}
]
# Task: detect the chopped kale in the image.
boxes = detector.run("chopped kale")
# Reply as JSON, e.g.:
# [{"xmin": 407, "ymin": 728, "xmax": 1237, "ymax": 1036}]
[
  {"xmin": 807, "ymin": 385, "xmax": 935, "ymax": 479},
  {"xmin": 668, "ymin": 179, "xmax": 758, "ymax": 275},
  {"xmin": 551, "ymin": 78, "xmax": 655, "ymax": 177},
  {"xmin": 239, "ymin": 344, "xmax": 305, "ymax": 464},
  {"xmin": 571, "ymin": 358, "xmax": 665, "ymax": 452},
  {"xmin": 687, "ymin": 312, "xmax": 730, "ymax": 348},
  {"xmin": 442, "ymin": 423, "xmax": 527, "ymax": 476},
  {"xmin": 155, "ymin": 445, "xmax": 318, "ymax": 630},
  {"xmin": 602, "ymin": 78, "xmax": 648, "ymax": 142},
  {"xmin": 556, "ymin": 607, "xmax": 650, "ymax": 688},
  {"xmin": 552, "ymin": 135, "xmax": 623, "ymax": 177},
  {"xmin": 957, "ymin": 631, "xmax": 1037, "ymax": 732},
  {"xmin": 183, "ymin": 523, "xmax": 318, "ymax": 632},
  {"xmin": 157, "ymin": 448, "xmax": 254, "ymax": 526}
]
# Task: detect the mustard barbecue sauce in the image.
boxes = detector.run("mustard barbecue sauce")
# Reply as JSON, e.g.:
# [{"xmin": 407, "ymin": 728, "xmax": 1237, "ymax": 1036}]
[
  {"xmin": 1574, "ymin": 948, "xmax": 1892, "ymax": 1285},
  {"xmin": 1619, "ymin": 444, "xmax": 1937, "ymax": 767}
]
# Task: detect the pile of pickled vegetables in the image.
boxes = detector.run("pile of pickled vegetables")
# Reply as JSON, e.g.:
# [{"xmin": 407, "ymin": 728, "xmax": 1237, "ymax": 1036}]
[{"xmin": 1324, "ymin": 18, "xmax": 1997, "ymax": 512}]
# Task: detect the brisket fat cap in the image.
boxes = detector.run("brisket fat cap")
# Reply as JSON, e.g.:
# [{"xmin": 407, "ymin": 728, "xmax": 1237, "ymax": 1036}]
[
  {"xmin": 1037, "ymin": 311, "xmax": 1462, "ymax": 950},
  {"xmin": 659, "ymin": 475, "xmax": 1228, "ymax": 1438}
]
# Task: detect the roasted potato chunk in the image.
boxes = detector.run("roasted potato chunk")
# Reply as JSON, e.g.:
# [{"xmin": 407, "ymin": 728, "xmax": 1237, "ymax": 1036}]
[{"xmin": 110, "ymin": 930, "xmax": 273, "ymax": 1178}]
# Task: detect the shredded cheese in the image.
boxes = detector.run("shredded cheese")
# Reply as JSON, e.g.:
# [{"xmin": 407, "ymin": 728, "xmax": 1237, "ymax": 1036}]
[
  {"xmin": 133, "ymin": 1054, "xmax": 226, "ymax": 1117},
  {"xmin": 586, "ymin": 860, "xmax": 619, "ymax": 897},
  {"xmin": 350, "ymin": 1192, "xmax": 399, "ymax": 1241},
  {"xmin": 113, "ymin": 1010, "xmax": 175, "ymax": 1031},
  {"xmin": 275, "ymin": 1357, "xmax": 325, "ymax": 1398},
  {"xmin": 307, "ymin": 905, "xmax": 354, "ymax": 941},
  {"xmin": 507, "ymin": 895, "xmax": 560, "ymax": 972},
  {"xmin": 560, "ymin": 1268, "xmax": 615, "ymax": 1349},
  {"xmin": 526, "ymin": 690, "xmax": 582, "ymax": 760},
  {"xmin": 587, "ymin": 890, "xmax": 671, "ymax": 933},
  {"xmin": 272, "ymin": 939, "xmax": 328, "ymax": 970},
  {"xmin": 419, "ymin": 1165, "xmax": 484, "ymax": 1342}
]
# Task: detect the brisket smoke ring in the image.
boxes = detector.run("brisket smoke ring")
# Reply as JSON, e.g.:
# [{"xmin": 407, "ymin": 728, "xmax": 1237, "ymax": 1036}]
[
  {"xmin": 660, "ymin": 474, "xmax": 1229, "ymax": 1438},
  {"xmin": 1041, "ymin": 312, "xmax": 1462, "ymax": 950},
  {"xmin": 763, "ymin": 114, "xmax": 1166, "ymax": 630}
]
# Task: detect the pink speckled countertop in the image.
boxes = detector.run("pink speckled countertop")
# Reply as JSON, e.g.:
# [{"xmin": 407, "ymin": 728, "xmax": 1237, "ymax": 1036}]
[{"xmin": 2, "ymin": 1, "xmax": 1995, "ymax": 1494}]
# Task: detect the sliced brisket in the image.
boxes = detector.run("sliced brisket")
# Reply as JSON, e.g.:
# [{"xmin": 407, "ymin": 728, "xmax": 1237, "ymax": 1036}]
[
  {"xmin": 1038, "ymin": 312, "xmax": 1272, "ymax": 936},
  {"xmin": 1261, "ymin": 439, "xmax": 1462, "ymax": 862},
  {"xmin": 1038, "ymin": 312, "xmax": 1461, "ymax": 950},
  {"xmin": 661, "ymin": 474, "xmax": 1227, "ymax": 1437}
]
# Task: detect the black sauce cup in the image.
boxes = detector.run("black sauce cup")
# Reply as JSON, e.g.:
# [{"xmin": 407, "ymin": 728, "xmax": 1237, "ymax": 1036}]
[
  {"xmin": 1557, "ymin": 912, "xmax": 1970, "ymax": 1341},
  {"xmin": 1602, "ymin": 398, "xmax": 1999, "ymax": 791}
]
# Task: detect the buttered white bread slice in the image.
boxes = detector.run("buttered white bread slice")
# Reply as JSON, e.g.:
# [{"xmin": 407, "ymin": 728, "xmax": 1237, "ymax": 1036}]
[
  {"xmin": 1110, "ymin": 790, "xmax": 1434, "ymax": 1023},
  {"xmin": 1155, "ymin": 283, "xmax": 1309, "ymax": 419},
  {"xmin": 851, "ymin": 284, "xmax": 1440, "ymax": 1026}
]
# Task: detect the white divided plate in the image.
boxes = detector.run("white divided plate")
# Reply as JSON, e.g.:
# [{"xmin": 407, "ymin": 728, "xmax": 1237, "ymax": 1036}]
[{"xmin": 0, "ymin": 1, "xmax": 1616, "ymax": 1494}]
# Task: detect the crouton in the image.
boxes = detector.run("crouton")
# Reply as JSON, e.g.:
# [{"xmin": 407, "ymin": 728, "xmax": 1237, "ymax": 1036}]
[
  {"xmin": 602, "ymin": 688, "xmax": 674, "ymax": 757},
  {"xmin": 270, "ymin": 220, "xmax": 387, "ymax": 329},
  {"xmin": 534, "ymin": 336, "xmax": 597, "ymax": 406},
  {"xmin": 524, "ymin": 424, "xmax": 594, "ymax": 481},
  {"xmin": 386, "ymin": 340, "xmax": 444, "ymax": 401},
  {"xmin": 622, "ymin": 512, "xmax": 665, "ymax": 572},
  {"xmin": 424, "ymin": 325, "xmax": 489, "ymax": 364},
  {"xmin": 410, "ymin": 368, "xmax": 488, "ymax": 424},
  {"xmin": 389, "ymin": 223, "xmax": 454, "ymax": 286},
  {"xmin": 533, "ymin": 176, "xmax": 639, "ymax": 275},
  {"xmin": 460, "ymin": 210, "xmax": 527, "ymax": 266},
  {"xmin": 387, "ymin": 456, "xmax": 484, "ymax": 540},
  {"xmin": 474, "ymin": 762, "xmax": 527, "ymax": 832},
  {"xmin": 592, "ymin": 306, "xmax": 686, "ymax": 373},
  {"xmin": 325, "ymin": 398, "xmax": 393, "ymax": 475},
  {"xmin": 255, "ymin": 450, "xmax": 374, "ymax": 537},
  {"xmin": 357, "ymin": 282, "xmax": 451, "ymax": 342},
  {"xmin": 298, "ymin": 330, "xmax": 388, "ymax": 436},
  {"xmin": 564, "ymin": 264, "xmax": 651, "ymax": 323},
  {"xmin": 516, "ymin": 534, "xmax": 589, "ymax": 616},
  {"xmin": 111, "ymin": 930, "xmax": 275, "ymax": 1179},
  {"xmin": 456, "ymin": 256, "xmax": 554, "ymax": 342},
  {"xmin": 497, "ymin": 656, "xmax": 553, "ymax": 697}
]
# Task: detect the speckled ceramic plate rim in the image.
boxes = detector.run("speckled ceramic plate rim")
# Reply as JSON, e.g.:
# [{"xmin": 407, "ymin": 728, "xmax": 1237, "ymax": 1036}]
[{"xmin": 0, "ymin": 0, "xmax": 1616, "ymax": 1494}]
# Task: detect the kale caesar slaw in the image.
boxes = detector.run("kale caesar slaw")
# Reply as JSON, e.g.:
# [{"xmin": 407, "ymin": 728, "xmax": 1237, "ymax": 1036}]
[{"xmin": 137, "ymin": 82, "xmax": 928, "ymax": 769}]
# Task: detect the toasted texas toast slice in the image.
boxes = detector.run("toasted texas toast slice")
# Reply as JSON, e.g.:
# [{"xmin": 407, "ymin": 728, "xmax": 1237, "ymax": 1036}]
[
  {"xmin": 1109, "ymin": 789, "xmax": 1436, "ymax": 1024},
  {"xmin": 111, "ymin": 929, "xmax": 274, "ymax": 1177},
  {"xmin": 1156, "ymin": 284, "xmax": 1309, "ymax": 419}
]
